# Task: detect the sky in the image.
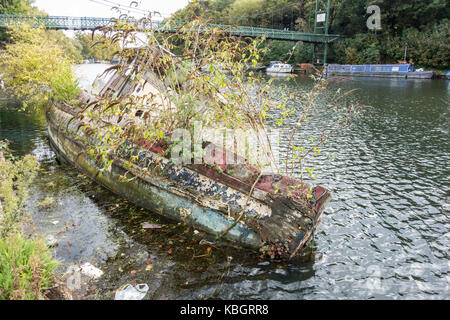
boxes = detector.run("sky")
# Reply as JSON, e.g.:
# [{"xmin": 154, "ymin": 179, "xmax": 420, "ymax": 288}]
[{"xmin": 33, "ymin": 0, "xmax": 190, "ymax": 19}]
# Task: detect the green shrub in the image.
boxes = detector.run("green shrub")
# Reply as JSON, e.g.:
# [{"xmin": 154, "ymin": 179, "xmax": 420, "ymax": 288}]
[
  {"xmin": 361, "ymin": 43, "xmax": 381, "ymax": 64},
  {"xmin": 51, "ymin": 65, "xmax": 81, "ymax": 104},
  {"xmin": 0, "ymin": 141, "xmax": 59, "ymax": 300},
  {"xmin": 344, "ymin": 47, "xmax": 360, "ymax": 64},
  {"xmin": 0, "ymin": 140, "xmax": 38, "ymax": 238},
  {"xmin": 0, "ymin": 234, "xmax": 59, "ymax": 300},
  {"xmin": 0, "ymin": 23, "xmax": 80, "ymax": 111},
  {"xmin": 402, "ymin": 19, "xmax": 450, "ymax": 69}
]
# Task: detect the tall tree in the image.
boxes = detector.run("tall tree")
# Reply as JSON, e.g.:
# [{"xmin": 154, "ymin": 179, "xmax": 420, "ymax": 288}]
[
  {"xmin": 0, "ymin": 0, "xmax": 35, "ymax": 14},
  {"xmin": 0, "ymin": 0, "xmax": 44, "ymax": 42}
]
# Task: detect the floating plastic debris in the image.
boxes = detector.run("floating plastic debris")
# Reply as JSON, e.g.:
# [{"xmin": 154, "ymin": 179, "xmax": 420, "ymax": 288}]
[
  {"xmin": 46, "ymin": 234, "xmax": 58, "ymax": 247},
  {"xmin": 142, "ymin": 222, "xmax": 162, "ymax": 229},
  {"xmin": 199, "ymin": 239, "xmax": 214, "ymax": 246},
  {"xmin": 114, "ymin": 284, "xmax": 149, "ymax": 300},
  {"xmin": 80, "ymin": 262, "xmax": 103, "ymax": 279}
]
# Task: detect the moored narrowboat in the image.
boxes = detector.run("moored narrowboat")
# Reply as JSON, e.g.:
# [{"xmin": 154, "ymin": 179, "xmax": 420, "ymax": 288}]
[{"xmin": 324, "ymin": 63, "xmax": 434, "ymax": 79}]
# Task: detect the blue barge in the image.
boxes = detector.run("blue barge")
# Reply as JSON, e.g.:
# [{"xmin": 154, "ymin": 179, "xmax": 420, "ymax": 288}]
[{"xmin": 325, "ymin": 63, "xmax": 434, "ymax": 79}]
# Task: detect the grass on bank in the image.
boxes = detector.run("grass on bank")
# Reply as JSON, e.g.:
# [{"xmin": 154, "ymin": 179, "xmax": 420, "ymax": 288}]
[{"xmin": 0, "ymin": 141, "xmax": 59, "ymax": 300}]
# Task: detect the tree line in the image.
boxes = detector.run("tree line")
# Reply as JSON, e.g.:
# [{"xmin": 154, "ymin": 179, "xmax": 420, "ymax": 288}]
[
  {"xmin": 172, "ymin": 0, "xmax": 449, "ymax": 70},
  {"xmin": 1, "ymin": 0, "xmax": 448, "ymax": 68}
]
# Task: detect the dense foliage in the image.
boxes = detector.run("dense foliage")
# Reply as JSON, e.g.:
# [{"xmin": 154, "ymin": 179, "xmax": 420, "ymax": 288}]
[
  {"xmin": 0, "ymin": 141, "xmax": 37, "ymax": 237},
  {"xmin": 172, "ymin": 0, "xmax": 449, "ymax": 69},
  {"xmin": 70, "ymin": 12, "xmax": 363, "ymax": 191},
  {"xmin": 0, "ymin": 0, "xmax": 36, "ymax": 14},
  {"xmin": 0, "ymin": 24, "xmax": 81, "ymax": 110},
  {"xmin": 0, "ymin": 234, "xmax": 58, "ymax": 300},
  {"xmin": 0, "ymin": 141, "xmax": 59, "ymax": 300},
  {"xmin": 0, "ymin": 0, "xmax": 44, "ymax": 42}
]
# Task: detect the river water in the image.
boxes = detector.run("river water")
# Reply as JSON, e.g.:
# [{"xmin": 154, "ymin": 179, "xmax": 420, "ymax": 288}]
[{"xmin": 0, "ymin": 65, "xmax": 449, "ymax": 299}]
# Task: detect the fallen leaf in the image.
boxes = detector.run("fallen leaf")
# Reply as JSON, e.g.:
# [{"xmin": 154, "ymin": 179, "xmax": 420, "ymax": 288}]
[
  {"xmin": 145, "ymin": 264, "xmax": 153, "ymax": 271},
  {"xmin": 168, "ymin": 248, "xmax": 173, "ymax": 255},
  {"xmin": 130, "ymin": 270, "xmax": 137, "ymax": 274},
  {"xmin": 206, "ymin": 247, "xmax": 212, "ymax": 254}
]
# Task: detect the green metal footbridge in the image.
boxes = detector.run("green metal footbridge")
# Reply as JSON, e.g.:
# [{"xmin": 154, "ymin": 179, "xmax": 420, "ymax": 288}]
[
  {"xmin": 0, "ymin": 0, "xmax": 339, "ymax": 66},
  {"xmin": 0, "ymin": 14, "xmax": 340, "ymax": 44}
]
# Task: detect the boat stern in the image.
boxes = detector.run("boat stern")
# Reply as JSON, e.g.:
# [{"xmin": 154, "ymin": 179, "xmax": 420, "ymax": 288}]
[{"xmin": 257, "ymin": 185, "xmax": 332, "ymax": 259}]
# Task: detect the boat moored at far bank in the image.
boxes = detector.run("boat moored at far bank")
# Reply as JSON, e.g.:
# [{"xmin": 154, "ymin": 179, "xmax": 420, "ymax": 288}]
[
  {"xmin": 266, "ymin": 61, "xmax": 293, "ymax": 73},
  {"xmin": 324, "ymin": 63, "xmax": 434, "ymax": 79}
]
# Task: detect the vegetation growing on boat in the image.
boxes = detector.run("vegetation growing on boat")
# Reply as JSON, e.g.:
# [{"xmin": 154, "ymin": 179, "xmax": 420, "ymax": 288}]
[
  {"xmin": 0, "ymin": 14, "xmax": 363, "ymax": 189},
  {"xmin": 0, "ymin": 6, "xmax": 363, "ymax": 260},
  {"xmin": 72, "ymin": 11, "xmax": 363, "ymax": 191}
]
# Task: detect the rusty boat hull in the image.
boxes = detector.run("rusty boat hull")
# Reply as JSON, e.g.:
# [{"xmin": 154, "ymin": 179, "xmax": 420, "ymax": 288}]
[{"xmin": 46, "ymin": 99, "xmax": 331, "ymax": 258}]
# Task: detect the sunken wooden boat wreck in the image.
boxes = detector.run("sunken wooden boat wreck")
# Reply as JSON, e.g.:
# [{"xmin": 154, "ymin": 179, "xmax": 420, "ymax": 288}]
[{"xmin": 46, "ymin": 48, "xmax": 332, "ymax": 259}]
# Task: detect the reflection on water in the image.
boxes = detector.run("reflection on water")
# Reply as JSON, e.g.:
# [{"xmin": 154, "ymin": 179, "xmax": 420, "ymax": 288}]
[{"xmin": 0, "ymin": 67, "xmax": 449, "ymax": 299}]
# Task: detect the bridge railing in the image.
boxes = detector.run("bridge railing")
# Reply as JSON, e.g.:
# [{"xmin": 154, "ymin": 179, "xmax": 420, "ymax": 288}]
[
  {"xmin": 154, "ymin": 21, "xmax": 339, "ymax": 43},
  {"xmin": 209, "ymin": 24, "xmax": 338, "ymax": 42},
  {"xmin": 0, "ymin": 14, "xmax": 115, "ymax": 30},
  {"xmin": 0, "ymin": 14, "xmax": 340, "ymax": 43}
]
